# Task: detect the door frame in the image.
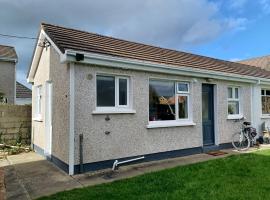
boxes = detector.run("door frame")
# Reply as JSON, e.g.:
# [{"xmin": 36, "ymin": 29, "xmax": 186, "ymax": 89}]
[
  {"xmin": 45, "ymin": 81, "xmax": 53, "ymax": 158},
  {"xmin": 202, "ymin": 83, "xmax": 218, "ymax": 146}
]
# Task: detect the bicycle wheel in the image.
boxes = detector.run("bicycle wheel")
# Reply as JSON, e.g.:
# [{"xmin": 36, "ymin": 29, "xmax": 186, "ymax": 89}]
[{"xmin": 232, "ymin": 132, "xmax": 250, "ymax": 151}]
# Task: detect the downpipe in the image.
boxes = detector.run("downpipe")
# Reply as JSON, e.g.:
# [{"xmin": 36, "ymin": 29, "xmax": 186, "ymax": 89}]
[
  {"xmin": 112, "ymin": 156, "xmax": 145, "ymax": 170},
  {"xmin": 79, "ymin": 134, "xmax": 84, "ymax": 173}
]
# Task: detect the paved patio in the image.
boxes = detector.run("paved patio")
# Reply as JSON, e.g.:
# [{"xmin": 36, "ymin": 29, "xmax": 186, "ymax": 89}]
[
  {"xmin": 1, "ymin": 147, "xmax": 264, "ymax": 199},
  {"xmin": 1, "ymin": 153, "xmax": 81, "ymax": 200}
]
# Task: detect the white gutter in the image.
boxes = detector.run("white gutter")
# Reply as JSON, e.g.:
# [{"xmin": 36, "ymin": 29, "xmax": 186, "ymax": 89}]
[
  {"xmin": 63, "ymin": 49, "xmax": 270, "ymax": 85},
  {"xmin": 0, "ymin": 57, "xmax": 17, "ymax": 63}
]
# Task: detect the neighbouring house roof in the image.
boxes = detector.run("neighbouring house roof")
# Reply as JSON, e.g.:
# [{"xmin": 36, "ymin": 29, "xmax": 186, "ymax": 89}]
[
  {"xmin": 40, "ymin": 23, "xmax": 270, "ymax": 80},
  {"xmin": 0, "ymin": 45, "xmax": 18, "ymax": 62},
  {"xmin": 16, "ymin": 82, "xmax": 32, "ymax": 99},
  {"xmin": 238, "ymin": 55, "xmax": 270, "ymax": 70}
]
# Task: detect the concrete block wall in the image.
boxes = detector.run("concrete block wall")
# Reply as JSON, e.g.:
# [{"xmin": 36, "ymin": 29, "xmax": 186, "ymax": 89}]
[{"xmin": 0, "ymin": 105, "xmax": 31, "ymax": 145}]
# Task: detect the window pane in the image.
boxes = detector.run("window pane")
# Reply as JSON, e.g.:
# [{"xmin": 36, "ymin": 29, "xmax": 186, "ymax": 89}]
[
  {"xmin": 235, "ymin": 88, "xmax": 239, "ymax": 99},
  {"xmin": 97, "ymin": 76, "xmax": 115, "ymax": 107},
  {"xmin": 266, "ymin": 90, "xmax": 270, "ymax": 96},
  {"xmin": 119, "ymin": 78, "xmax": 127, "ymax": 106},
  {"xmin": 262, "ymin": 96, "xmax": 270, "ymax": 114},
  {"xmin": 202, "ymin": 92, "xmax": 209, "ymax": 120},
  {"xmin": 178, "ymin": 96, "xmax": 188, "ymax": 119},
  {"xmin": 37, "ymin": 86, "xmax": 42, "ymax": 115},
  {"xmin": 228, "ymin": 87, "xmax": 232, "ymax": 99},
  {"xmin": 262, "ymin": 90, "xmax": 265, "ymax": 95},
  {"xmin": 149, "ymin": 80, "xmax": 175, "ymax": 121},
  {"xmin": 177, "ymin": 83, "xmax": 188, "ymax": 92},
  {"xmin": 228, "ymin": 101, "xmax": 239, "ymax": 115}
]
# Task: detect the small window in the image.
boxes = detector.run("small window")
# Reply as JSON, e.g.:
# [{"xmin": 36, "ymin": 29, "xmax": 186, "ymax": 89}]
[
  {"xmin": 235, "ymin": 88, "xmax": 239, "ymax": 98},
  {"xmin": 177, "ymin": 83, "xmax": 189, "ymax": 93},
  {"xmin": 96, "ymin": 75, "xmax": 129, "ymax": 108},
  {"xmin": 35, "ymin": 85, "xmax": 42, "ymax": 118},
  {"xmin": 228, "ymin": 87, "xmax": 240, "ymax": 116},
  {"xmin": 119, "ymin": 78, "xmax": 128, "ymax": 106}
]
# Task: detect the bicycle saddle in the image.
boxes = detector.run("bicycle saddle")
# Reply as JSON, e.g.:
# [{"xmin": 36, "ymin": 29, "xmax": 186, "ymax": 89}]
[{"xmin": 243, "ymin": 121, "xmax": 251, "ymax": 126}]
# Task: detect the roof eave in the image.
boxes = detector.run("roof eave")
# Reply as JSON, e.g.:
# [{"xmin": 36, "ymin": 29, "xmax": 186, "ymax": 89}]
[
  {"xmin": 0, "ymin": 57, "xmax": 17, "ymax": 63},
  {"xmin": 63, "ymin": 49, "xmax": 270, "ymax": 85}
]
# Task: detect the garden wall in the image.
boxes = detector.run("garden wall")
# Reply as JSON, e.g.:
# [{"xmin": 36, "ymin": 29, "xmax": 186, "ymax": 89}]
[{"xmin": 0, "ymin": 105, "xmax": 31, "ymax": 145}]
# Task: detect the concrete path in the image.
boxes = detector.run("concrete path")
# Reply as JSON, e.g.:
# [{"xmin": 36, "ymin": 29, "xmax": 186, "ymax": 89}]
[
  {"xmin": 1, "ymin": 153, "xmax": 81, "ymax": 200},
  {"xmin": 2, "ymin": 147, "xmax": 268, "ymax": 199}
]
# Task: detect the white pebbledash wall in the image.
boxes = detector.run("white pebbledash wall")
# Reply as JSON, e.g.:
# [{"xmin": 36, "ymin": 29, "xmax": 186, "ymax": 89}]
[
  {"xmin": 32, "ymin": 46, "xmax": 70, "ymax": 164},
  {"xmin": 32, "ymin": 47, "xmax": 50, "ymax": 150},
  {"xmin": 73, "ymin": 64, "xmax": 252, "ymax": 165}
]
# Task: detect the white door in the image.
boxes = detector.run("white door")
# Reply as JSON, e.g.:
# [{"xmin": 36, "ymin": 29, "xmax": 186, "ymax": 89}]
[{"xmin": 45, "ymin": 81, "xmax": 53, "ymax": 158}]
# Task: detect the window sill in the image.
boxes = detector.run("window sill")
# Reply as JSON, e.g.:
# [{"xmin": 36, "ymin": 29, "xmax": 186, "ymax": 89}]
[
  {"xmin": 227, "ymin": 115, "xmax": 243, "ymax": 120},
  {"xmin": 261, "ymin": 115, "xmax": 270, "ymax": 119},
  {"xmin": 33, "ymin": 117, "xmax": 43, "ymax": 122},
  {"xmin": 92, "ymin": 109, "xmax": 136, "ymax": 114},
  {"xmin": 147, "ymin": 121, "xmax": 196, "ymax": 129}
]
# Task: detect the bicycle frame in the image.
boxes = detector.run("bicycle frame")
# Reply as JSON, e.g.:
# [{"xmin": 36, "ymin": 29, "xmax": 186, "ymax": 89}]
[{"xmin": 232, "ymin": 118, "xmax": 257, "ymax": 151}]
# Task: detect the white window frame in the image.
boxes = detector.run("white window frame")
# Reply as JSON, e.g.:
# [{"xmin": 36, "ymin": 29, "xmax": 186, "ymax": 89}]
[
  {"xmin": 147, "ymin": 79, "xmax": 195, "ymax": 128},
  {"xmin": 34, "ymin": 85, "xmax": 43, "ymax": 121},
  {"xmin": 227, "ymin": 86, "xmax": 242, "ymax": 119},
  {"xmin": 94, "ymin": 74, "xmax": 135, "ymax": 114},
  {"xmin": 176, "ymin": 82, "xmax": 190, "ymax": 120},
  {"xmin": 177, "ymin": 82, "xmax": 189, "ymax": 93},
  {"xmin": 116, "ymin": 77, "xmax": 130, "ymax": 108},
  {"xmin": 261, "ymin": 89, "xmax": 270, "ymax": 116}
]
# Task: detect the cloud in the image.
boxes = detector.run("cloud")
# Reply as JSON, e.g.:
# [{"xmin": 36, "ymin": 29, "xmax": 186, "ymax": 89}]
[
  {"xmin": 0, "ymin": 0, "xmax": 250, "ymax": 85},
  {"xmin": 228, "ymin": 0, "xmax": 248, "ymax": 9},
  {"xmin": 225, "ymin": 17, "xmax": 248, "ymax": 31},
  {"xmin": 260, "ymin": 0, "xmax": 270, "ymax": 14}
]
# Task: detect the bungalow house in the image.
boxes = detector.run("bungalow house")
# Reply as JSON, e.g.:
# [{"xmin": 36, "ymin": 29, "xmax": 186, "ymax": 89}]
[
  {"xmin": 27, "ymin": 23, "xmax": 270, "ymax": 175},
  {"xmin": 239, "ymin": 56, "xmax": 270, "ymax": 132},
  {"xmin": 0, "ymin": 45, "xmax": 17, "ymax": 104}
]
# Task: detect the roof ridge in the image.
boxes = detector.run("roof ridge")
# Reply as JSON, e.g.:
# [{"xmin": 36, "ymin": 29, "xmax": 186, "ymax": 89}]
[
  {"xmin": 0, "ymin": 44, "xmax": 15, "ymax": 49},
  {"xmin": 240, "ymin": 54, "xmax": 270, "ymax": 62},
  {"xmin": 16, "ymin": 81, "xmax": 27, "ymax": 87},
  {"xmin": 16, "ymin": 81, "xmax": 31, "ymax": 91},
  {"xmin": 41, "ymin": 22, "xmax": 257, "ymax": 68}
]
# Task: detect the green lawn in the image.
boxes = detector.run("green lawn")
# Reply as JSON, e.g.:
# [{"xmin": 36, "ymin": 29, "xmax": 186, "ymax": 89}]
[{"xmin": 39, "ymin": 150, "xmax": 270, "ymax": 200}]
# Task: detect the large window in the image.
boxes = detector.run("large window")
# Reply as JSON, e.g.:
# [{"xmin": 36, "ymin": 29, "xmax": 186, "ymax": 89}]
[
  {"xmin": 149, "ymin": 79, "xmax": 189, "ymax": 122},
  {"xmin": 96, "ymin": 75, "xmax": 129, "ymax": 108},
  {"xmin": 35, "ymin": 85, "xmax": 42, "ymax": 119},
  {"xmin": 261, "ymin": 89, "xmax": 270, "ymax": 115},
  {"xmin": 228, "ymin": 86, "xmax": 240, "ymax": 116}
]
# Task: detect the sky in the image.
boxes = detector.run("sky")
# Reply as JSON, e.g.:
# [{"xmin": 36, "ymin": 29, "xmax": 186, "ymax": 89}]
[{"xmin": 0, "ymin": 0, "xmax": 270, "ymax": 88}]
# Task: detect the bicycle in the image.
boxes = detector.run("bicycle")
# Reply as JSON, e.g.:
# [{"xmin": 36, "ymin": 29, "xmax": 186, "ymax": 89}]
[{"xmin": 232, "ymin": 118, "xmax": 257, "ymax": 151}]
